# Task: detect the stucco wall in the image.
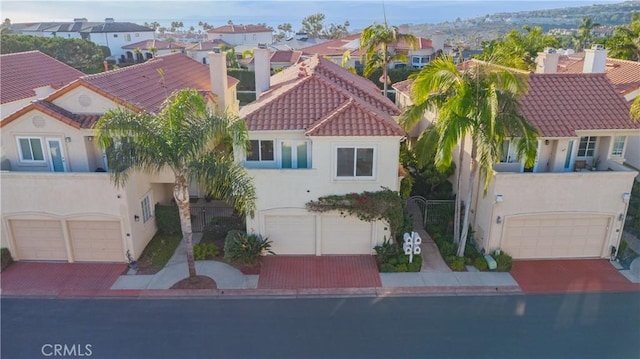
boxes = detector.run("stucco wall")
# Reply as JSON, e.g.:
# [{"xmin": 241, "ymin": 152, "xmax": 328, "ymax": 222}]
[
  {"xmin": 206, "ymin": 32, "xmax": 272, "ymax": 46},
  {"xmin": 1, "ymin": 99, "xmax": 33, "ymax": 120},
  {"xmin": 89, "ymin": 31, "xmax": 155, "ymax": 59},
  {"xmin": 52, "ymin": 87, "xmax": 122, "ymax": 114}
]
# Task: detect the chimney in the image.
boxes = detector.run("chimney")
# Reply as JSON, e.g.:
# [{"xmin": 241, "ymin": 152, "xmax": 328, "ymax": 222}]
[
  {"xmin": 208, "ymin": 50, "xmax": 229, "ymax": 114},
  {"xmin": 254, "ymin": 46, "xmax": 271, "ymax": 99},
  {"xmin": 104, "ymin": 18, "xmax": 115, "ymax": 24},
  {"xmin": 535, "ymin": 48, "xmax": 559, "ymax": 74},
  {"xmin": 583, "ymin": 44, "xmax": 607, "ymax": 73},
  {"xmin": 431, "ymin": 32, "xmax": 445, "ymax": 52}
]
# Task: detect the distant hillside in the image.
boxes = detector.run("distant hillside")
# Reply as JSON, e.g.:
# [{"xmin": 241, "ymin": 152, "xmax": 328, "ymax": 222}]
[{"xmin": 410, "ymin": 1, "xmax": 640, "ymax": 49}]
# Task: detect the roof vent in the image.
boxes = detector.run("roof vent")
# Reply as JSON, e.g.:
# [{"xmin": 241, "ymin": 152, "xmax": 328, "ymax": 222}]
[
  {"xmin": 104, "ymin": 18, "xmax": 115, "ymax": 24},
  {"xmin": 591, "ymin": 44, "xmax": 605, "ymax": 50}
]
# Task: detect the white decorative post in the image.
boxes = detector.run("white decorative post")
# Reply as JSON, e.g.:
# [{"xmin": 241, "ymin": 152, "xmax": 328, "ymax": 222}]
[{"xmin": 403, "ymin": 231, "xmax": 422, "ymax": 263}]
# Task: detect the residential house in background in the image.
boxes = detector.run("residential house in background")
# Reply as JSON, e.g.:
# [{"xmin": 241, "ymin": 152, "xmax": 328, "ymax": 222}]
[
  {"xmin": 270, "ymin": 32, "xmax": 328, "ymax": 51},
  {"xmin": 0, "ymin": 53, "xmax": 239, "ymax": 263},
  {"xmin": 121, "ymin": 39, "xmax": 187, "ymax": 63},
  {"xmin": 394, "ymin": 52, "xmax": 640, "ymax": 260},
  {"xmin": 238, "ymin": 50, "xmax": 404, "ymax": 255},
  {"xmin": 8, "ymin": 18, "xmax": 155, "ymax": 63},
  {"xmin": 206, "ymin": 24, "xmax": 273, "ymax": 46},
  {"xmin": 239, "ymin": 50, "xmax": 303, "ymax": 72},
  {"xmin": 185, "ymin": 39, "xmax": 231, "ymax": 64},
  {"xmin": 0, "ymin": 51, "xmax": 84, "ymax": 119}
]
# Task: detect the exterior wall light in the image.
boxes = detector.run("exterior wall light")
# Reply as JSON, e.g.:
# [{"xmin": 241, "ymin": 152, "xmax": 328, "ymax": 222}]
[
  {"xmin": 65, "ymin": 137, "xmax": 72, "ymax": 143},
  {"xmin": 495, "ymin": 194, "xmax": 504, "ymax": 203},
  {"xmin": 134, "ymin": 215, "xmax": 140, "ymax": 222},
  {"xmin": 496, "ymin": 216, "xmax": 502, "ymax": 224}
]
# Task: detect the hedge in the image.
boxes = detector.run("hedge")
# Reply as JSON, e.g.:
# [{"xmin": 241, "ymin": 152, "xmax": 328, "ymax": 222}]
[{"xmin": 154, "ymin": 204, "xmax": 181, "ymax": 234}]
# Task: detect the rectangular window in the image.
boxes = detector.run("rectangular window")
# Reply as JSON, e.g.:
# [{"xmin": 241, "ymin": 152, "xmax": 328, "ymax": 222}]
[
  {"xmin": 141, "ymin": 194, "xmax": 153, "ymax": 223},
  {"xmin": 336, "ymin": 147, "xmax": 374, "ymax": 178},
  {"xmin": 577, "ymin": 136, "xmax": 597, "ymax": 157},
  {"xmin": 17, "ymin": 137, "xmax": 45, "ymax": 162},
  {"xmin": 611, "ymin": 136, "xmax": 625, "ymax": 157},
  {"xmin": 246, "ymin": 140, "xmax": 274, "ymax": 161},
  {"xmin": 124, "ymin": 34, "xmax": 131, "ymax": 41},
  {"xmin": 113, "ymin": 34, "xmax": 118, "ymax": 38},
  {"xmin": 280, "ymin": 140, "xmax": 310, "ymax": 169}
]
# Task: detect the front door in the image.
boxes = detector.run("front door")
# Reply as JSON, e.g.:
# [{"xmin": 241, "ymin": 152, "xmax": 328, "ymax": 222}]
[{"xmin": 46, "ymin": 138, "xmax": 67, "ymax": 172}]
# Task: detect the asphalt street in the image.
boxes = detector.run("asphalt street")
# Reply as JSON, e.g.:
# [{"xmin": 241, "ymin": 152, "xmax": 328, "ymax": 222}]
[{"xmin": 2, "ymin": 293, "xmax": 639, "ymax": 359}]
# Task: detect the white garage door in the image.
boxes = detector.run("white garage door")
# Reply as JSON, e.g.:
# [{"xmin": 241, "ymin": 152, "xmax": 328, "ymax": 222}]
[
  {"xmin": 321, "ymin": 216, "xmax": 373, "ymax": 255},
  {"xmin": 68, "ymin": 221, "xmax": 124, "ymax": 262},
  {"xmin": 10, "ymin": 220, "xmax": 67, "ymax": 261},
  {"xmin": 264, "ymin": 215, "xmax": 316, "ymax": 255},
  {"xmin": 503, "ymin": 215, "xmax": 610, "ymax": 259}
]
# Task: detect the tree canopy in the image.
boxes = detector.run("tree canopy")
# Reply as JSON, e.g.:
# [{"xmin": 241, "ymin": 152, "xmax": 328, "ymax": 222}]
[{"xmin": 607, "ymin": 12, "xmax": 640, "ymax": 61}]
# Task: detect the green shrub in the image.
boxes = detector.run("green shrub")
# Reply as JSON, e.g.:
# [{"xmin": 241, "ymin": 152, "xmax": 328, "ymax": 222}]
[
  {"xmin": 407, "ymin": 255, "xmax": 422, "ymax": 272},
  {"xmin": 154, "ymin": 204, "xmax": 181, "ymax": 234},
  {"xmin": 388, "ymin": 257, "xmax": 399, "ymax": 265},
  {"xmin": 193, "ymin": 242, "xmax": 219, "ymax": 260},
  {"xmin": 380, "ymin": 263, "xmax": 397, "ymax": 272},
  {"xmin": 1, "ymin": 248, "xmax": 13, "ymax": 271},
  {"xmin": 494, "ymin": 252, "xmax": 513, "ymax": 272},
  {"xmin": 446, "ymin": 256, "xmax": 466, "ymax": 271},
  {"xmin": 374, "ymin": 238, "xmax": 399, "ymax": 264},
  {"xmin": 617, "ymin": 240, "xmax": 629, "ymax": 259},
  {"xmin": 224, "ymin": 231, "xmax": 274, "ymax": 266},
  {"xmin": 464, "ymin": 242, "xmax": 480, "ymax": 259},
  {"xmin": 439, "ymin": 241, "xmax": 458, "ymax": 258},
  {"xmin": 396, "ymin": 264, "xmax": 408, "ymax": 272},
  {"xmin": 227, "ymin": 69, "xmax": 255, "ymax": 91},
  {"xmin": 474, "ymin": 256, "xmax": 489, "ymax": 271}
]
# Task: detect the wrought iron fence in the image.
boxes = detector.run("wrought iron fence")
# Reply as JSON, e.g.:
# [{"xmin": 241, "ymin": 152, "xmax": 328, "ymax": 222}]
[
  {"xmin": 189, "ymin": 203, "xmax": 234, "ymax": 232},
  {"xmin": 406, "ymin": 196, "xmax": 455, "ymax": 234}
]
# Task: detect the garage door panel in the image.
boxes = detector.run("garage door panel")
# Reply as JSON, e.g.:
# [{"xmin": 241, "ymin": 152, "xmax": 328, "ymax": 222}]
[
  {"xmin": 503, "ymin": 216, "xmax": 609, "ymax": 259},
  {"xmin": 264, "ymin": 215, "xmax": 315, "ymax": 255},
  {"xmin": 321, "ymin": 216, "xmax": 373, "ymax": 255},
  {"xmin": 69, "ymin": 221, "xmax": 124, "ymax": 262},
  {"xmin": 11, "ymin": 220, "xmax": 68, "ymax": 261}
]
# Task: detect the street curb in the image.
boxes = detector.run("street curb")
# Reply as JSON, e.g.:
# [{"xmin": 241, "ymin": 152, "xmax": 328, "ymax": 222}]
[{"xmin": 1, "ymin": 285, "xmax": 524, "ymax": 300}]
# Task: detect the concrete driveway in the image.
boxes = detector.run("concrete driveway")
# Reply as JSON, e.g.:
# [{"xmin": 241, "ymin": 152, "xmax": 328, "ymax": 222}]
[{"xmin": 511, "ymin": 259, "xmax": 640, "ymax": 294}]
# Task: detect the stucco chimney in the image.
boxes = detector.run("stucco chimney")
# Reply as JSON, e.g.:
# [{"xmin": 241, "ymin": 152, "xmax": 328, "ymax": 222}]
[
  {"xmin": 208, "ymin": 49, "xmax": 229, "ymax": 114},
  {"xmin": 583, "ymin": 44, "xmax": 607, "ymax": 73},
  {"xmin": 431, "ymin": 32, "xmax": 445, "ymax": 52},
  {"xmin": 254, "ymin": 46, "xmax": 271, "ymax": 99},
  {"xmin": 535, "ymin": 48, "xmax": 559, "ymax": 74},
  {"xmin": 104, "ymin": 18, "xmax": 115, "ymax": 24}
]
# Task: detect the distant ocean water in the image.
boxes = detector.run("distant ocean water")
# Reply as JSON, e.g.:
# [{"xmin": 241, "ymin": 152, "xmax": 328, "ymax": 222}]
[{"xmin": 121, "ymin": 1, "xmax": 619, "ymax": 31}]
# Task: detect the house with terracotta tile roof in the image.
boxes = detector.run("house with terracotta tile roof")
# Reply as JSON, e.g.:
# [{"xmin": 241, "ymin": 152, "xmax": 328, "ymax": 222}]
[
  {"xmin": 185, "ymin": 40, "xmax": 231, "ymax": 65},
  {"xmin": 302, "ymin": 32, "xmax": 452, "ymax": 71},
  {"xmin": 206, "ymin": 24, "xmax": 273, "ymax": 46},
  {"xmin": 238, "ymin": 49, "xmax": 404, "ymax": 255},
  {"xmin": 238, "ymin": 50, "xmax": 303, "ymax": 72},
  {"xmin": 394, "ymin": 53, "xmax": 639, "ymax": 260},
  {"xmin": 0, "ymin": 51, "xmax": 84, "ymax": 119},
  {"xmin": 121, "ymin": 39, "xmax": 187, "ymax": 63},
  {"xmin": 0, "ymin": 52, "xmax": 240, "ymax": 263}
]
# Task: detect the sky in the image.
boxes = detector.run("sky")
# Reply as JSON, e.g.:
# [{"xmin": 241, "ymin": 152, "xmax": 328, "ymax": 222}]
[{"xmin": 1, "ymin": 0, "xmax": 623, "ymax": 30}]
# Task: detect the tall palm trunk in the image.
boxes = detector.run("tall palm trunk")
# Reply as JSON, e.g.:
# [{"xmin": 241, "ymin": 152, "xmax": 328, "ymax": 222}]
[
  {"xmin": 382, "ymin": 45, "xmax": 389, "ymax": 97},
  {"xmin": 174, "ymin": 176, "xmax": 197, "ymax": 281},
  {"xmin": 453, "ymin": 138, "xmax": 465, "ymax": 244},
  {"xmin": 457, "ymin": 142, "xmax": 477, "ymax": 257}
]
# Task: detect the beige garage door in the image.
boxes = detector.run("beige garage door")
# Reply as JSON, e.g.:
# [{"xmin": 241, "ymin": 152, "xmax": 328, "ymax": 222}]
[
  {"xmin": 10, "ymin": 220, "xmax": 67, "ymax": 261},
  {"xmin": 264, "ymin": 215, "xmax": 316, "ymax": 255},
  {"xmin": 321, "ymin": 216, "xmax": 373, "ymax": 255},
  {"xmin": 68, "ymin": 221, "xmax": 124, "ymax": 262},
  {"xmin": 503, "ymin": 215, "xmax": 610, "ymax": 259}
]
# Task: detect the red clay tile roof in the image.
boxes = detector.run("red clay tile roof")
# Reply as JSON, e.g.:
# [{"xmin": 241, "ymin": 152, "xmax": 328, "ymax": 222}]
[
  {"xmin": 558, "ymin": 54, "xmax": 640, "ymax": 97},
  {"xmin": 391, "ymin": 79, "xmax": 412, "ymax": 94},
  {"xmin": 49, "ymin": 53, "xmax": 238, "ymax": 113},
  {"xmin": 1, "ymin": 51, "xmax": 84, "ymax": 104},
  {"xmin": 240, "ymin": 55, "xmax": 402, "ymax": 136},
  {"xmin": 520, "ymin": 73, "xmax": 637, "ymax": 137},
  {"xmin": 271, "ymin": 50, "xmax": 303, "ymax": 64},
  {"xmin": 1, "ymin": 100, "xmax": 101, "ymax": 129},
  {"xmin": 302, "ymin": 34, "xmax": 361, "ymax": 57},
  {"xmin": 185, "ymin": 40, "xmax": 230, "ymax": 51},
  {"xmin": 121, "ymin": 39, "xmax": 187, "ymax": 50},
  {"xmin": 208, "ymin": 24, "xmax": 272, "ymax": 34}
]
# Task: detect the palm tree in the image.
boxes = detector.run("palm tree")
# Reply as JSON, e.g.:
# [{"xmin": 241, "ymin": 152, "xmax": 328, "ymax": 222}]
[
  {"xmin": 608, "ymin": 12, "xmax": 640, "ymax": 61},
  {"xmin": 631, "ymin": 96, "xmax": 640, "ymax": 121},
  {"xmin": 400, "ymin": 57, "xmax": 538, "ymax": 257},
  {"xmin": 96, "ymin": 89, "xmax": 256, "ymax": 282},
  {"xmin": 576, "ymin": 17, "xmax": 601, "ymax": 51},
  {"xmin": 360, "ymin": 23, "xmax": 417, "ymax": 96}
]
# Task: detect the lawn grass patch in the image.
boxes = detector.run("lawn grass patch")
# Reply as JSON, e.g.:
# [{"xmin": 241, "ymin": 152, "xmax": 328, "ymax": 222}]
[{"xmin": 136, "ymin": 232, "xmax": 182, "ymax": 274}]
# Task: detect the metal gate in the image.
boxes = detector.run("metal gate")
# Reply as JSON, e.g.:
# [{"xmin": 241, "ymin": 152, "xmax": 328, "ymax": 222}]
[
  {"xmin": 189, "ymin": 202, "xmax": 234, "ymax": 232},
  {"xmin": 406, "ymin": 196, "xmax": 455, "ymax": 233}
]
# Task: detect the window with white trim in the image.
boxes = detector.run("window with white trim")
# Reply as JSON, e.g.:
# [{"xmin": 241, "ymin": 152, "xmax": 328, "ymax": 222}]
[
  {"xmin": 336, "ymin": 147, "xmax": 375, "ymax": 178},
  {"xmin": 499, "ymin": 140, "xmax": 519, "ymax": 163},
  {"xmin": 16, "ymin": 137, "xmax": 45, "ymax": 162},
  {"xmin": 124, "ymin": 34, "xmax": 131, "ymax": 41},
  {"xmin": 246, "ymin": 140, "xmax": 274, "ymax": 162},
  {"xmin": 141, "ymin": 194, "xmax": 153, "ymax": 223},
  {"xmin": 611, "ymin": 136, "xmax": 625, "ymax": 157},
  {"xmin": 280, "ymin": 140, "xmax": 310, "ymax": 169},
  {"xmin": 577, "ymin": 136, "xmax": 597, "ymax": 157}
]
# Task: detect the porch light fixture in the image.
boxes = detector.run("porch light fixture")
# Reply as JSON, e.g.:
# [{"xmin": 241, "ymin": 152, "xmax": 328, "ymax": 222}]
[
  {"xmin": 622, "ymin": 193, "xmax": 631, "ymax": 203},
  {"xmin": 87, "ymin": 136, "xmax": 94, "ymax": 142},
  {"xmin": 496, "ymin": 216, "xmax": 502, "ymax": 224},
  {"xmin": 65, "ymin": 137, "xmax": 72, "ymax": 143},
  {"xmin": 495, "ymin": 194, "xmax": 504, "ymax": 203},
  {"xmin": 544, "ymin": 140, "xmax": 549, "ymax": 145},
  {"xmin": 134, "ymin": 215, "xmax": 140, "ymax": 222},
  {"xmin": 618, "ymin": 213, "xmax": 624, "ymax": 221}
]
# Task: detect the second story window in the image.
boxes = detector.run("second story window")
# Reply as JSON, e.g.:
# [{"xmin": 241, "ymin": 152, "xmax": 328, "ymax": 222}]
[
  {"xmin": 577, "ymin": 136, "xmax": 597, "ymax": 157},
  {"xmin": 246, "ymin": 140, "xmax": 274, "ymax": 162},
  {"xmin": 125, "ymin": 34, "xmax": 131, "ymax": 41},
  {"xmin": 611, "ymin": 136, "xmax": 625, "ymax": 157},
  {"xmin": 336, "ymin": 146, "xmax": 375, "ymax": 178},
  {"xmin": 280, "ymin": 140, "xmax": 310, "ymax": 169},
  {"xmin": 17, "ymin": 137, "xmax": 45, "ymax": 162}
]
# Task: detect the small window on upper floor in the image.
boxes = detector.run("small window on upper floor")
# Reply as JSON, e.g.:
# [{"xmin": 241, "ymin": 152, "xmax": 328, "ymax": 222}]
[
  {"xmin": 246, "ymin": 140, "xmax": 274, "ymax": 162},
  {"xmin": 577, "ymin": 136, "xmax": 597, "ymax": 157},
  {"xmin": 135, "ymin": 33, "xmax": 140, "ymax": 37},
  {"xmin": 611, "ymin": 136, "xmax": 625, "ymax": 157},
  {"xmin": 336, "ymin": 146, "xmax": 375, "ymax": 179},
  {"xmin": 113, "ymin": 34, "xmax": 118, "ymax": 38},
  {"xmin": 125, "ymin": 34, "xmax": 131, "ymax": 41},
  {"xmin": 280, "ymin": 140, "xmax": 310, "ymax": 169},
  {"xmin": 17, "ymin": 137, "xmax": 45, "ymax": 162}
]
